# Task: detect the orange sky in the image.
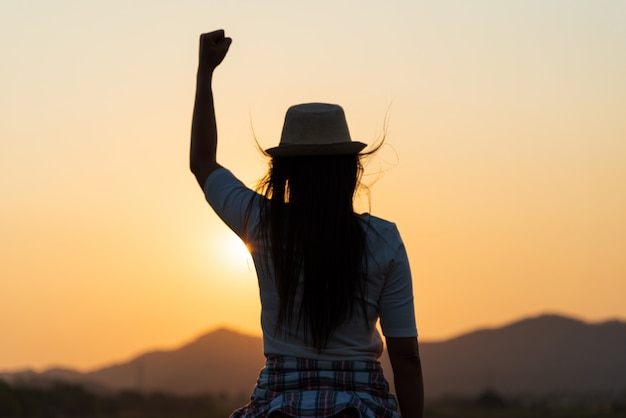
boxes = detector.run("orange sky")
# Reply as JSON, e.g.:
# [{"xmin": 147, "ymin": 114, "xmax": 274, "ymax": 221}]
[{"xmin": 1, "ymin": 0, "xmax": 625, "ymax": 371}]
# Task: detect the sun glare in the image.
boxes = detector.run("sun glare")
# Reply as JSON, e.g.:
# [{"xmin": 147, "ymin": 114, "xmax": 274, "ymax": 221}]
[{"xmin": 219, "ymin": 232, "xmax": 255, "ymax": 275}]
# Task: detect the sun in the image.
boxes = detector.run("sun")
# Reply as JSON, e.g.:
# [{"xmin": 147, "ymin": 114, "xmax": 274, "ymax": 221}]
[{"xmin": 219, "ymin": 232, "xmax": 255, "ymax": 274}]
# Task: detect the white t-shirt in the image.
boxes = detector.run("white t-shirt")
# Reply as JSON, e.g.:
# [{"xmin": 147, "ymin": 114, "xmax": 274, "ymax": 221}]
[{"xmin": 204, "ymin": 168, "xmax": 417, "ymax": 361}]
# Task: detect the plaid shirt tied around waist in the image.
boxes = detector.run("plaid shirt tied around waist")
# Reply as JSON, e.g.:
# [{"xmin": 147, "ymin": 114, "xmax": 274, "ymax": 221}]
[{"xmin": 230, "ymin": 356, "xmax": 401, "ymax": 418}]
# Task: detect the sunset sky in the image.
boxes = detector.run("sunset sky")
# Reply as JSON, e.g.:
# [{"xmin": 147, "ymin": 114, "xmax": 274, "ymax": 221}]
[{"xmin": 2, "ymin": 0, "xmax": 625, "ymax": 372}]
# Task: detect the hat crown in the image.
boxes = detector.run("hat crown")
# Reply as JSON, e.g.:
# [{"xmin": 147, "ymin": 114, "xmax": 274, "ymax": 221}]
[
  {"xmin": 280, "ymin": 103, "xmax": 351, "ymax": 146},
  {"xmin": 265, "ymin": 103, "xmax": 366, "ymax": 157}
]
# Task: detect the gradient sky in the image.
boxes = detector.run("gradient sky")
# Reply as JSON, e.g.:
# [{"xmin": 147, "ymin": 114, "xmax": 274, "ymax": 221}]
[{"xmin": 1, "ymin": 0, "xmax": 625, "ymax": 371}]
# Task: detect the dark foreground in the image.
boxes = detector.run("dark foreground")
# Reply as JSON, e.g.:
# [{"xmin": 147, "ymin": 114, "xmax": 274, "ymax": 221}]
[{"xmin": 1, "ymin": 380, "xmax": 625, "ymax": 418}]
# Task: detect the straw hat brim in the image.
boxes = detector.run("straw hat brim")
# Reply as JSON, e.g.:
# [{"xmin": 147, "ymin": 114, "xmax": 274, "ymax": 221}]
[{"xmin": 265, "ymin": 141, "xmax": 367, "ymax": 157}]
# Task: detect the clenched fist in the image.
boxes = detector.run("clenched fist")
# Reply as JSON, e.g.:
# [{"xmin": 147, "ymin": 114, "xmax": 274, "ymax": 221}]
[{"xmin": 198, "ymin": 29, "xmax": 232, "ymax": 77}]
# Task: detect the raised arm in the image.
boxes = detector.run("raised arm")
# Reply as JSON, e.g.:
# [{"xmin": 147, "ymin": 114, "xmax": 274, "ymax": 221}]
[
  {"xmin": 387, "ymin": 336, "xmax": 424, "ymax": 418},
  {"xmin": 190, "ymin": 30, "xmax": 232, "ymax": 188}
]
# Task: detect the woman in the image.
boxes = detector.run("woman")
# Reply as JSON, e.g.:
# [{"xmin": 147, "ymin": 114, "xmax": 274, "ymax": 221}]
[{"xmin": 190, "ymin": 30, "xmax": 424, "ymax": 418}]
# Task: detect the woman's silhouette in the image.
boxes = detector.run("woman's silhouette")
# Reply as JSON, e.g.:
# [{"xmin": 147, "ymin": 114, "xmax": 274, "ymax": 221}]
[{"xmin": 190, "ymin": 30, "xmax": 424, "ymax": 418}]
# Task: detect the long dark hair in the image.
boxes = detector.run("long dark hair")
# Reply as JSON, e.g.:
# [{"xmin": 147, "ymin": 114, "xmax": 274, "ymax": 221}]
[{"xmin": 256, "ymin": 154, "xmax": 369, "ymax": 351}]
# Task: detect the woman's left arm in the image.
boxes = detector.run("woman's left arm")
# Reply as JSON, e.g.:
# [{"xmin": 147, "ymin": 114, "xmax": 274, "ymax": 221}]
[
  {"xmin": 387, "ymin": 337, "xmax": 424, "ymax": 418},
  {"xmin": 190, "ymin": 30, "xmax": 232, "ymax": 188}
]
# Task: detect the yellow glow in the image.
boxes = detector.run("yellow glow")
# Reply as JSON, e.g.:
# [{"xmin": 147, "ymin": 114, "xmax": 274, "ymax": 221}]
[{"xmin": 212, "ymin": 232, "xmax": 255, "ymax": 278}]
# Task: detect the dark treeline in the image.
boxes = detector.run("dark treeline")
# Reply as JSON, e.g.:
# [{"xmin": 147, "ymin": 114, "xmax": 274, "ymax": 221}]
[
  {"xmin": 0, "ymin": 380, "xmax": 244, "ymax": 418},
  {"xmin": 1, "ymin": 380, "xmax": 626, "ymax": 418},
  {"xmin": 425, "ymin": 390, "xmax": 626, "ymax": 418}
]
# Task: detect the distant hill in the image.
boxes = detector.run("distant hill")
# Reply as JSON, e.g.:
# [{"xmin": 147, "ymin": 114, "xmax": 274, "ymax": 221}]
[
  {"xmin": 82, "ymin": 327, "xmax": 264, "ymax": 397},
  {"xmin": 417, "ymin": 314, "xmax": 626, "ymax": 397},
  {"xmin": 2, "ymin": 328, "xmax": 264, "ymax": 398},
  {"xmin": 2, "ymin": 314, "xmax": 626, "ymax": 399}
]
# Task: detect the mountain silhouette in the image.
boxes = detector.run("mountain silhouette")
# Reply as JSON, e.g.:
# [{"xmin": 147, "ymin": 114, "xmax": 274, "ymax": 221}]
[
  {"xmin": 417, "ymin": 314, "xmax": 626, "ymax": 396},
  {"xmin": 2, "ymin": 314, "xmax": 625, "ymax": 398},
  {"xmin": 85, "ymin": 327, "xmax": 264, "ymax": 397}
]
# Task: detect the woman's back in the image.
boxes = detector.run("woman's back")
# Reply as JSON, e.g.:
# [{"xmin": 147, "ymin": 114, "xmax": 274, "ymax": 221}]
[{"xmin": 255, "ymin": 153, "xmax": 367, "ymax": 352}]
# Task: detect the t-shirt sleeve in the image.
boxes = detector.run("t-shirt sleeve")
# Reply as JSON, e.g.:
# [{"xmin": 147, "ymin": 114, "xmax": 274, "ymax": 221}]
[
  {"xmin": 378, "ymin": 224, "xmax": 418, "ymax": 338},
  {"xmin": 203, "ymin": 168, "xmax": 262, "ymax": 241}
]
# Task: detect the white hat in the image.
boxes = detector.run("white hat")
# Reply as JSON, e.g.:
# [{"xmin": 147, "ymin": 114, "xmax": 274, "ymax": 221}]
[{"xmin": 265, "ymin": 103, "xmax": 367, "ymax": 157}]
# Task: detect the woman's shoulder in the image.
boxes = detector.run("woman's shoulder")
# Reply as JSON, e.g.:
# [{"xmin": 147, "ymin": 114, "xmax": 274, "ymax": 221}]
[
  {"xmin": 357, "ymin": 214, "xmax": 406, "ymax": 267},
  {"xmin": 357, "ymin": 213, "xmax": 401, "ymax": 238}
]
